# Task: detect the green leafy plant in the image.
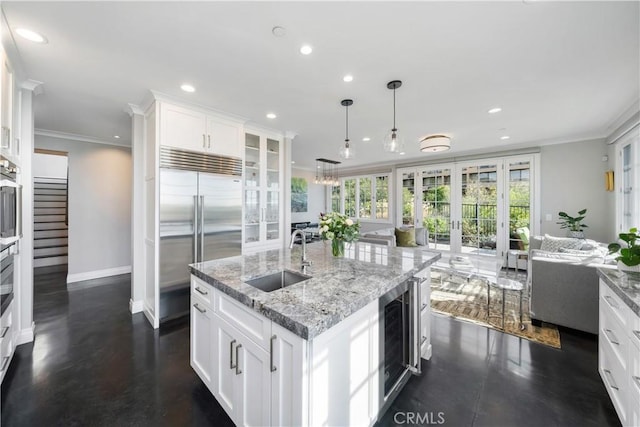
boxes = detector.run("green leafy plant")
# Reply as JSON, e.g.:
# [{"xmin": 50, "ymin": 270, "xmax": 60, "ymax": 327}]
[
  {"xmin": 608, "ymin": 227, "xmax": 640, "ymax": 267},
  {"xmin": 319, "ymin": 212, "xmax": 360, "ymax": 242},
  {"xmin": 557, "ymin": 209, "xmax": 588, "ymax": 232}
]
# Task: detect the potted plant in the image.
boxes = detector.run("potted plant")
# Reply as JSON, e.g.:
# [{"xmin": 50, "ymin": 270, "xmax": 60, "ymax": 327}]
[
  {"xmin": 608, "ymin": 227, "xmax": 640, "ymax": 274},
  {"xmin": 557, "ymin": 209, "xmax": 588, "ymax": 238}
]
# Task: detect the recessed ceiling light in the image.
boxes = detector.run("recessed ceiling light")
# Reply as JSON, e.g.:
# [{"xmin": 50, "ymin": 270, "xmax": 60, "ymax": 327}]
[
  {"xmin": 180, "ymin": 84, "xmax": 195, "ymax": 93},
  {"xmin": 362, "ymin": 137, "xmax": 371, "ymax": 142},
  {"xmin": 266, "ymin": 113, "xmax": 277, "ymax": 119},
  {"xmin": 488, "ymin": 107, "xmax": 502, "ymax": 114},
  {"xmin": 317, "ymin": 165, "xmax": 321, "ymax": 169},
  {"xmin": 399, "ymin": 152, "xmax": 406, "ymax": 155},
  {"xmin": 114, "ymin": 135, "xmax": 120, "ymax": 139},
  {"xmin": 300, "ymin": 45, "xmax": 313, "ymax": 55},
  {"xmin": 291, "ymin": 161, "xmax": 295, "ymax": 164},
  {"xmin": 500, "ymin": 135, "xmax": 511, "ymax": 140},
  {"xmin": 343, "ymin": 75, "xmax": 353, "ymax": 82},
  {"xmin": 15, "ymin": 28, "xmax": 47, "ymax": 44}
]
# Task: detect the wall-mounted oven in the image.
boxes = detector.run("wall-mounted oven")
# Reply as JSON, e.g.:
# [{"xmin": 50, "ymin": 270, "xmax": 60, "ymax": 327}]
[
  {"xmin": 0, "ymin": 246, "xmax": 13, "ymax": 316},
  {"xmin": 379, "ymin": 276, "xmax": 422, "ymax": 415},
  {"xmin": 0, "ymin": 156, "xmax": 21, "ymax": 251}
]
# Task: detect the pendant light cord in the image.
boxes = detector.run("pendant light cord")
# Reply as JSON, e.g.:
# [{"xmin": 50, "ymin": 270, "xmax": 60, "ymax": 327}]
[
  {"xmin": 345, "ymin": 103, "xmax": 349, "ymax": 146},
  {"xmin": 392, "ymin": 87, "xmax": 397, "ymax": 131}
]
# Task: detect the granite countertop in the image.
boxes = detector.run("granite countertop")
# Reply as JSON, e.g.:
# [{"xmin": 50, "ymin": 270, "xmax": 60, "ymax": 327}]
[
  {"xmin": 190, "ymin": 242, "xmax": 441, "ymax": 340},
  {"xmin": 597, "ymin": 268, "xmax": 640, "ymax": 316}
]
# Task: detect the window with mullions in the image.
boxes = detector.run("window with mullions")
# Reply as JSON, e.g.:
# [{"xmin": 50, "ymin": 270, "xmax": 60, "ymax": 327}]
[{"xmin": 340, "ymin": 174, "xmax": 390, "ymax": 220}]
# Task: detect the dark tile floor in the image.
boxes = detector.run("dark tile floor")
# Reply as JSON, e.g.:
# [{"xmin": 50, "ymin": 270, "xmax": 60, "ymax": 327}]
[{"xmin": 1, "ymin": 266, "xmax": 621, "ymax": 426}]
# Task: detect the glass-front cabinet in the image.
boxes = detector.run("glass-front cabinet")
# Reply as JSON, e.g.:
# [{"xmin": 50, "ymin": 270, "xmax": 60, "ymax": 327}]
[{"xmin": 243, "ymin": 131, "xmax": 283, "ymax": 251}]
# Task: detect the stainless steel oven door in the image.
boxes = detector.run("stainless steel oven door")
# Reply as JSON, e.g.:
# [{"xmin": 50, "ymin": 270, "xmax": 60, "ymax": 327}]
[
  {"xmin": 0, "ymin": 247, "xmax": 14, "ymax": 316},
  {"xmin": 0, "ymin": 179, "xmax": 22, "ymax": 246}
]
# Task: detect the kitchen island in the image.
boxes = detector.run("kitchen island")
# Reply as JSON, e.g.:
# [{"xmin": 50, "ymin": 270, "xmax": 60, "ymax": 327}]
[{"xmin": 189, "ymin": 241, "xmax": 441, "ymax": 427}]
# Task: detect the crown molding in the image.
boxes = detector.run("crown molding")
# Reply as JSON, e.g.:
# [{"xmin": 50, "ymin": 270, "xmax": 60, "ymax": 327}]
[
  {"xmin": 35, "ymin": 129, "xmax": 131, "ymax": 148},
  {"xmin": 21, "ymin": 79, "xmax": 44, "ymax": 95},
  {"xmin": 125, "ymin": 103, "xmax": 144, "ymax": 117},
  {"xmin": 149, "ymin": 90, "xmax": 249, "ymax": 124}
]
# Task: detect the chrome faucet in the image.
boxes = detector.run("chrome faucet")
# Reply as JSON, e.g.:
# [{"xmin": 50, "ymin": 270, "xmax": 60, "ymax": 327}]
[{"xmin": 289, "ymin": 229, "xmax": 311, "ymax": 268}]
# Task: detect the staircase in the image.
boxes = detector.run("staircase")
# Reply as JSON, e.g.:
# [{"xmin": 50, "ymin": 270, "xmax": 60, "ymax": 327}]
[{"xmin": 33, "ymin": 177, "xmax": 68, "ymax": 267}]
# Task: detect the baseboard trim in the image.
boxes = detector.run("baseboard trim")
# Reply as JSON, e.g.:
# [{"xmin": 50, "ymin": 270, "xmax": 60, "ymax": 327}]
[
  {"xmin": 16, "ymin": 322, "xmax": 35, "ymax": 345},
  {"xmin": 143, "ymin": 305, "xmax": 159, "ymax": 329},
  {"xmin": 67, "ymin": 265, "xmax": 132, "ymax": 284},
  {"xmin": 129, "ymin": 299, "xmax": 143, "ymax": 314}
]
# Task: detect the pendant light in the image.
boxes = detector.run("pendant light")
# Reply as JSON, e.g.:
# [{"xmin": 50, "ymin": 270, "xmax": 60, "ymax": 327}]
[
  {"xmin": 383, "ymin": 80, "xmax": 404, "ymax": 153},
  {"xmin": 339, "ymin": 99, "xmax": 355, "ymax": 160},
  {"xmin": 315, "ymin": 158, "xmax": 341, "ymax": 186}
]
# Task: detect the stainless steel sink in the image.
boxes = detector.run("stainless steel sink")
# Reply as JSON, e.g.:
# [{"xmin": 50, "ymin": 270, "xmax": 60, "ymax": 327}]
[{"xmin": 245, "ymin": 270, "xmax": 311, "ymax": 293}]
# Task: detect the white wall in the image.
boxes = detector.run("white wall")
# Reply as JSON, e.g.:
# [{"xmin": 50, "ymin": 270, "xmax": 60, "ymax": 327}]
[
  {"xmin": 33, "ymin": 152, "xmax": 67, "ymax": 178},
  {"xmin": 291, "ymin": 167, "xmax": 325, "ymax": 224},
  {"xmin": 34, "ymin": 135, "xmax": 132, "ymax": 280},
  {"xmin": 539, "ymin": 139, "xmax": 612, "ymax": 243}
]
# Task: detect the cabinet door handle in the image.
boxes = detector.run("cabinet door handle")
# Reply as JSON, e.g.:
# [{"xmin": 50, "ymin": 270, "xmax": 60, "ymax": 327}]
[
  {"xmin": 208, "ymin": 135, "xmax": 211, "ymax": 149},
  {"xmin": 230, "ymin": 339, "xmax": 237, "ymax": 370},
  {"xmin": 604, "ymin": 295, "xmax": 619, "ymax": 310},
  {"xmin": 0, "ymin": 326, "xmax": 8, "ymax": 339},
  {"xmin": 195, "ymin": 287, "xmax": 208, "ymax": 296},
  {"xmin": 0, "ymin": 356, "xmax": 8, "ymax": 372},
  {"xmin": 270, "ymin": 335, "xmax": 277, "ymax": 372},
  {"xmin": 202, "ymin": 134, "xmax": 206, "ymax": 148},
  {"xmin": 193, "ymin": 303, "xmax": 206, "ymax": 314},
  {"xmin": 603, "ymin": 328, "xmax": 620, "ymax": 345},
  {"xmin": 235, "ymin": 344, "xmax": 242, "ymax": 375},
  {"xmin": 603, "ymin": 369, "xmax": 619, "ymax": 390}
]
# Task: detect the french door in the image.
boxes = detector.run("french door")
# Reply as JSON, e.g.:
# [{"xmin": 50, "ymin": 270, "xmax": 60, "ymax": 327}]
[{"xmin": 398, "ymin": 155, "xmax": 536, "ymax": 260}]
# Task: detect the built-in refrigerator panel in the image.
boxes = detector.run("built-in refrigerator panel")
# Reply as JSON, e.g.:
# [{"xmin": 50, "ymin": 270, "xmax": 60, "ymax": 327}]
[
  {"xmin": 199, "ymin": 174, "xmax": 242, "ymax": 262},
  {"xmin": 158, "ymin": 146, "xmax": 243, "ymax": 324},
  {"xmin": 159, "ymin": 169, "xmax": 198, "ymax": 322}
]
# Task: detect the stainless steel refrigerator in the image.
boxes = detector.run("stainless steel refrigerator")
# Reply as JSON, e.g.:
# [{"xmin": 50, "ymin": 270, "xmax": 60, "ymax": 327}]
[{"xmin": 159, "ymin": 147, "xmax": 242, "ymax": 324}]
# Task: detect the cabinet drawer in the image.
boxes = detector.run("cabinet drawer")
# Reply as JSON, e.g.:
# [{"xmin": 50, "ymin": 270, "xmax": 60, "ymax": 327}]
[
  {"xmin": 600, "ymin": 304, "xmax": 629, "ymax": 371},
  {"xmin": 600, "ymin": 282, "xmax": 629, "ymax": 328},
  {"xmin": 191, "ymin": 276, "xmax": 213, "ymax": 307},
  {"xmin": 599, "ymin": 337, "xmax": 628, "ymax": 424},
  {"xmin": 214, "ymin": 290, "xmax": 271, "ymax": 350},
  {"xmin": 630, "ymin": 310, "xmax": 640, "ymax": 351},
  {"xmin": 630, "ymin": 339, "xmax": 640, "ymax": 397}
]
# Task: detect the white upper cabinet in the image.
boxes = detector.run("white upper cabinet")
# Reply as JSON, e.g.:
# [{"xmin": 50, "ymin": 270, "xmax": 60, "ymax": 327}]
[
  {"xmin": 206, "ymin": 116, "xmax": 243, "ymax": 158},
  {"xmin": 160, "ymin": 102, "xmax": 242, "ymax": 158}
]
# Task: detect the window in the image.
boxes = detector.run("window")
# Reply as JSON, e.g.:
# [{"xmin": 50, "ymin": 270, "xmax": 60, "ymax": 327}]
[
  {"xmin": 336, "ymin": 173, "xmax": 391, "ymax": 220},
  {"xmin": 617, "ymin": 134, "xmax": 639, "ymax": 233}
]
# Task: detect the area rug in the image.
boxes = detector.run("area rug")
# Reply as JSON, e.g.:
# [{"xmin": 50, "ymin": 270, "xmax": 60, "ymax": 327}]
[{"xmin": 430, "ymin": 269, "xmax": 561, "ymax": 349}]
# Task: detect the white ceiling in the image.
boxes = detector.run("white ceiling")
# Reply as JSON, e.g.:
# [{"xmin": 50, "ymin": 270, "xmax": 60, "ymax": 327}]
[{"xmin": 3, "ymin": 1, "xmax": 639, "ymax": 170}]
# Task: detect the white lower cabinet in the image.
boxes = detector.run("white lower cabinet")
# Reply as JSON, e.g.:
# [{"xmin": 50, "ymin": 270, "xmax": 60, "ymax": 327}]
[
  {"xmin": 212, "ymin": 313, "xmax": 271, "ymax": 426},
  {"xmin": 598, "ymin": 280, "xmax": 640, "ymax": 427},
  {"xmin": 270, "ymin": 323, "xmax": 306, "ymax": 426},
  {"xmin": 0, "ymin": 301, "xmax": 14, "ymax": 384},
  {"xmin": 190, "ymin": 294, "xmax": 213, "ymax": 388}
]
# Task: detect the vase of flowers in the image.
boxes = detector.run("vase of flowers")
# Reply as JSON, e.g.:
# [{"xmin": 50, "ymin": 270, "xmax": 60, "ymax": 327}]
[{"xmin": 319, "ymin": 212, "xmax": 360, "ymax": 256}]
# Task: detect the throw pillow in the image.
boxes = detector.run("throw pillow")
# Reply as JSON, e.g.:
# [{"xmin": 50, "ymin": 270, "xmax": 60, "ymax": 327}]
[
  {"xmin": 395, "ymin": 228, "xmax": 417, "ymax": 247},
  {"xmin": 540, "ymin": 234, "xmax": 583, "ymax": 252}
]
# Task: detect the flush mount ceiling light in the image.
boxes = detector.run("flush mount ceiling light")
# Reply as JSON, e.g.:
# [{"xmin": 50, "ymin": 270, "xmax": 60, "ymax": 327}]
[
  {"xmin": 383, "ymin": 80, "xmax": 404, "ymax": 153},
  {"xmin": 339, "ymin": 99, "xmax": 355, "ymax": 160},
  {"xmin": 420, "ymin": 135, "xmax": 451, "ymax": 153},
  {"xmin": 300, "ymin": 44, "xmax": 313, "ymax": 55},
  {"xmin": 15, "ymin": 28, "xmax": 47, "ymax": 43},
  {"xmin": 180, "ymin": 84, "xmax": 195, "ymax": 93},
  {"xmin": 315, "ymin": 158, "xmax": 341, "ymax": 186}
]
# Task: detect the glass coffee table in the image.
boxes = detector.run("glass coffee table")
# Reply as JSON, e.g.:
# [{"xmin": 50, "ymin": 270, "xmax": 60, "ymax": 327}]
[{"xmin": 433, "ymin": 253, "xmax": 502, "ymax": 284}]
